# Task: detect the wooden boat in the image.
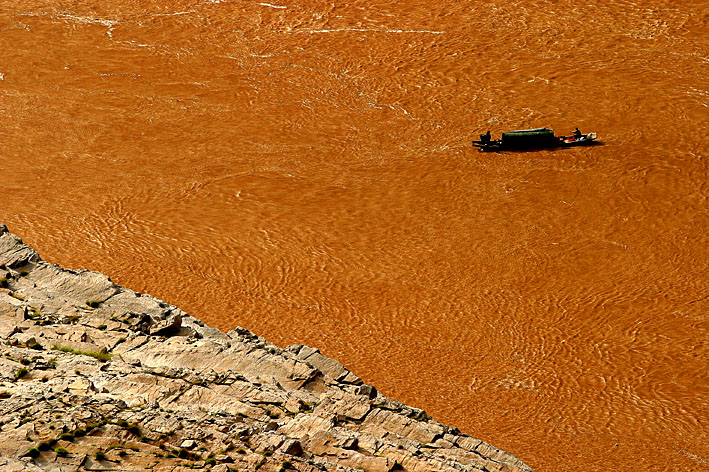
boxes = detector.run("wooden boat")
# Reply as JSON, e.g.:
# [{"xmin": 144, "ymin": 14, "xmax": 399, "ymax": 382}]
[
  {"xmin": 472, "ymin": 127, "xmax": 599, "ymax": 152},
  {"xmin": 556, "ymin": 132, "xmax": 598, "ymax": 146}
]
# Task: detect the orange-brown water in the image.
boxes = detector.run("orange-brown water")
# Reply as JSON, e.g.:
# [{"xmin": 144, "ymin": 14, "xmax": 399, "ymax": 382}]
[{"xmin": 2, "ymin": 1, "xmax": 708, "ymax": 470}]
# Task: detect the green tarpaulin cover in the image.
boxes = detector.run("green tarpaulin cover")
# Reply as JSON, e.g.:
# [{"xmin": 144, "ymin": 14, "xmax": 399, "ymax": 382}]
[{"xmin": 501, "ymin": 128, "xmax": 555, "ymax": 147}]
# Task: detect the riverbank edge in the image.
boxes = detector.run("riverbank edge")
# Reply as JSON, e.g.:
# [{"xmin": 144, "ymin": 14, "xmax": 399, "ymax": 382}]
[{"xmin": 0, "ymin": 223, "xmax": 532, "ymax": 472}]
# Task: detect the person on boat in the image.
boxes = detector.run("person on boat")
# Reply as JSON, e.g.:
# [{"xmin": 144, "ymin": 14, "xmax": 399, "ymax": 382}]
[
  {"xmin": 573, "ymin": 128, "xmax": 582, "ymax": 139},
  {"xmin": 480, "ymin": 130, "xmax": 491, "ymax": 143}
]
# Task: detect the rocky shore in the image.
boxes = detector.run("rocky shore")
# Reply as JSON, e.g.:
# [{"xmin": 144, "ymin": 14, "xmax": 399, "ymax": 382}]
[{"xmin": 0, "ymin": 223, "xmax": 532, "ymax": 472}]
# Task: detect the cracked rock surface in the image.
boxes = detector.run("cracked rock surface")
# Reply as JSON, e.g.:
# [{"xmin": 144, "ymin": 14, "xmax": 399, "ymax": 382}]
[{"xmin": 0, "ymin": 223, "xmax": 532, "ymax": 472}]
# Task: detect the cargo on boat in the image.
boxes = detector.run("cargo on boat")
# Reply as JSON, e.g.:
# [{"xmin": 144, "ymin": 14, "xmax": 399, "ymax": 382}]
[
  {"xmin": 473, "ymin": 127, "xmax": 599, "ymax": 152},
  {"xmin": 502, "ymin": 128, "xmax": 556, "ymax": 149}
]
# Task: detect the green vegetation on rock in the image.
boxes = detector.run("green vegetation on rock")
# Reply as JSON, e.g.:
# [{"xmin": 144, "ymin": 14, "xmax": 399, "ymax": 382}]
[{"xmin": 52, "ymin": 344, "xmax": 112, "ymax": 362}]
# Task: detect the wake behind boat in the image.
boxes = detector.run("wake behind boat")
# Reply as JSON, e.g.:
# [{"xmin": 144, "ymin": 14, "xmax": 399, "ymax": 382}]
[{"xmin": 472, "ymin": 127, "xmax": 599, "ymax": 152}]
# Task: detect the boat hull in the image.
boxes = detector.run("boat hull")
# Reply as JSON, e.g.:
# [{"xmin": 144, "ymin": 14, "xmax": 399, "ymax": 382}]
[{"xmin": 472, "ymin": 131, "xmax": 599, "ymax": 152}]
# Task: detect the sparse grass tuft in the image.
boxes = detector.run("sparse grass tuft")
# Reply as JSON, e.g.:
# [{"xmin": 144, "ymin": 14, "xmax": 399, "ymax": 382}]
[
  {"xmin": 54, "ymin": 447, "xmax": 69, "ymax": 457},
  {"xmin": 264, "ymin": 408, "xmax": 280, "ymax": 419},
  {"xmin": 52, "ymin": 344, "xmax": 112, "ymax": 362},
  {"xmin": 84, "ymin": 423, "xmax": 100, "ymax": 433},
  {"xmin": 27, "ymin": 339, "xmax": 43, "ymax": 350},
  {"xmin": 15, "ymin": 367, "xmax": 29, "ymax": 380},
  {"xmin": 26, "ymin": 447, "xmax": 40, "ymax": 458},
  {"xmin": 115, "ymin": 419, "xmax": 129, "ymax": 428}
]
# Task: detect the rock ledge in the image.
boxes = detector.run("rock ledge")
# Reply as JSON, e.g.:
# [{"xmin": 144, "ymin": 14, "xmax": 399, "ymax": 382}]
[{"xmin": 0, "ymin": 223, "xmax": 532, "ymax": 472}]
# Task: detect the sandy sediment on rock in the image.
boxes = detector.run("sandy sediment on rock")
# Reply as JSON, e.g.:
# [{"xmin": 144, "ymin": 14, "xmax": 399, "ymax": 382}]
[{"xmin": 0, "ymin": 223, "xmax": 532, "ymax": 472}]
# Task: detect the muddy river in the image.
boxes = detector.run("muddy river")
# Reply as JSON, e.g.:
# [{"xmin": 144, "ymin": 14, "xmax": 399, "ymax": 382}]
[{"xmin": 2, "ymin": 1, "xmax": 707, "ymax": 470}]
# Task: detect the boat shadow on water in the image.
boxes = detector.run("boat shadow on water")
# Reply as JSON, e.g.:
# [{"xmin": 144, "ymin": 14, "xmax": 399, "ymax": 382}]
[{"xmin": 478, "ymin": 140, "xmax": 605, "ymax": 154}]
